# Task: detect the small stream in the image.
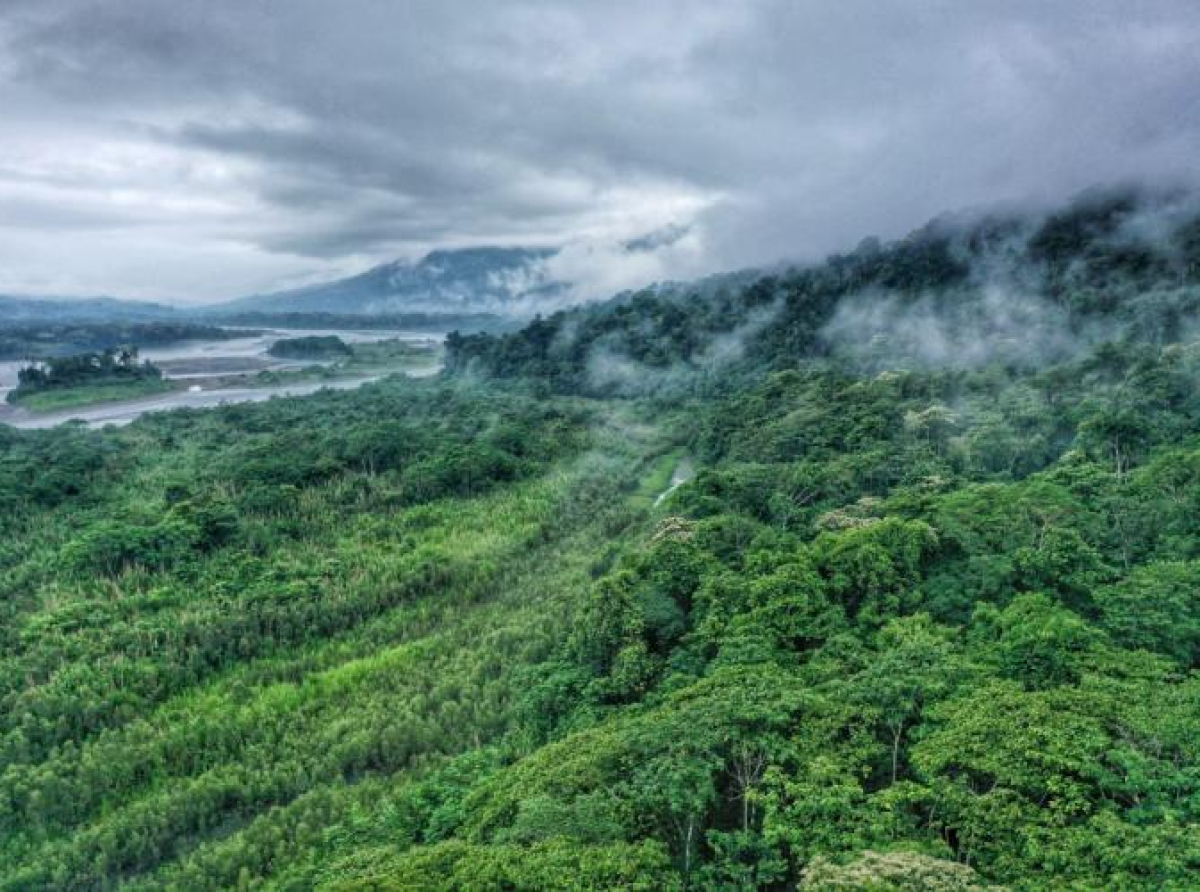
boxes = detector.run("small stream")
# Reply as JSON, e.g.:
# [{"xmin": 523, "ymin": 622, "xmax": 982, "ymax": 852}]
[{"xmin": 654, "ymin": 456, "xmax": 695, "ymax": 507}]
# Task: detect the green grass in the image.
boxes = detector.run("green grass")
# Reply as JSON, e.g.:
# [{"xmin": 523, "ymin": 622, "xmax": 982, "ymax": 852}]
[
  {"xmin": 254, "ymin": 338, "xmax": 442, "ymax": 386},
  {"xmin": 345, "ymin": 337, "xmax": 442, "ymax": 370},
  {"xmin": 9, "ymin": 378, "xmax": 178, "ymax": 411}
]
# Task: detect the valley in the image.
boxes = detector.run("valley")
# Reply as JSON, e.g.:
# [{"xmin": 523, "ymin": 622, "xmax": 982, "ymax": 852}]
[
  {"xmin": 5, "ymin": 3, "xmax": 1199, "ymax": 886},
  {"xmin": 5, "ymin": 188, "xmax": 1200, "ymax": 888}
]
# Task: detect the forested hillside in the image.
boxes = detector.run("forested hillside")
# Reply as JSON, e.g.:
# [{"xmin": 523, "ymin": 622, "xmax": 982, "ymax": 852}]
[
  {"xmin": 5, "ymin": 187, "xmax": 1200, "ymax": 889},
  {"xmin": 447, "ymin": 186, "xmax": 1200, "ymax": 393}
]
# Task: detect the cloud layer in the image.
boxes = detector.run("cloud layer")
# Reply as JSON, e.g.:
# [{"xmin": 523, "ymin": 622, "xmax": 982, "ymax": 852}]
[{"xmin": 1, "ymin": 1, "xmax": 1199, "ymax": 302}]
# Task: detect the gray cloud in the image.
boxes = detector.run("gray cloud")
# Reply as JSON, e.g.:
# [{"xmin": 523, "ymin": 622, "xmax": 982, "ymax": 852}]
[{"xmin": 1, "ymin": 0, "xmax": 1198, "ymax": 301}]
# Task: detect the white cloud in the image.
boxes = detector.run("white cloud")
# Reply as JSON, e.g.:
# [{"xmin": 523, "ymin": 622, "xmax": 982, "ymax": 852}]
[{"xmin": 0, "ymin": 0, "xmax": 1197, "ymax": 301}]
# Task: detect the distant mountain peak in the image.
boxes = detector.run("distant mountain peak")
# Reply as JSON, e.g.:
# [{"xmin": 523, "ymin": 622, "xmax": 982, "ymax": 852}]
[{"xmin": 216, "ymin": 245, "xmax": 565, "ymax": 317}]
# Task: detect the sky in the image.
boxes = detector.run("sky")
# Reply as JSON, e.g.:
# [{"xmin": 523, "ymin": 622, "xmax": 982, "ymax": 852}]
[{"xmin": 1, "ymin": 1, "xmax": 1199, "ymax": 304}]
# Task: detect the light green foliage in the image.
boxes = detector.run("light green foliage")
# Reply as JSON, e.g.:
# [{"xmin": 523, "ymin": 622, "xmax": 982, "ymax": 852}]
[
  {"xmin": 800, "ymin": 849, "xmax": 989, "ymax": 890},
  {"xmin": 0, "ymin": 379, "xmax": 630, "ymax": 889}
]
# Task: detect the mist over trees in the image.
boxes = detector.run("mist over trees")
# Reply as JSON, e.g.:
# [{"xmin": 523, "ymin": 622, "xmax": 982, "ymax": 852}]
[{"xmin": 447, "ymin": 186, "xmax": 1200, "ymax": 394}]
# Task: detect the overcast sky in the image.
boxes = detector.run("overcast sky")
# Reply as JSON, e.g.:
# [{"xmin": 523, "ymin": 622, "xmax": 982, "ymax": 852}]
[{"xmin": 1, "ymin": 1, "xmax": 1198, "ymax": 303}]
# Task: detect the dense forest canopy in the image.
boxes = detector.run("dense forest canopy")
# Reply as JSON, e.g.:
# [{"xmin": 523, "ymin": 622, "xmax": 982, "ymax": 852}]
[{"xmin": 4, "ymin": 187, "xmax": 1200, "ymax": 889}]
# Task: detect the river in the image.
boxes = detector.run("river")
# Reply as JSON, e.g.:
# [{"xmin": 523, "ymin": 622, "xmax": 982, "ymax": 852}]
[{"xmin": 0, "ymin": 327, "xmax": 442, "ymax": 430}]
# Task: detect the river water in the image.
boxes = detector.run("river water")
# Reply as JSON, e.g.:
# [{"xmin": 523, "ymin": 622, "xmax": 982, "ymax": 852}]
[{"xmin": 0, "ymin": 328, "xmax": 442, "ymax": 430}]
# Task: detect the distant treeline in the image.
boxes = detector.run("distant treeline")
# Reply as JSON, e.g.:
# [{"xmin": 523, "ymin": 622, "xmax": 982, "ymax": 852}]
[
  {"xmin": 210, "ymin": 310, "xmax": 515, "ymax": 333},
  {"xmin": 0, "ymin": 322, "xmax": 260, "ymax": 360},
  {"xmin": 446, "ymin": 185, "xmax": 1200, "ymax": 395}
]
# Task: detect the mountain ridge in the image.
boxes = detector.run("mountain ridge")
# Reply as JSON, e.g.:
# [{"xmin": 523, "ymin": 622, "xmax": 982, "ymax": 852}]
[
  {"xmin": 208, "ymin": 246, "xmax": 566, "ymax": 317},
  {"xmin": 0, "ymin": 246, "xmax": 571, "ymax": 322}
]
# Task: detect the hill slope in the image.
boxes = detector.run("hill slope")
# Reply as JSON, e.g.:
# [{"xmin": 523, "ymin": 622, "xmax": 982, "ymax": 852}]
[{"xmin": 447, "ymin": 185, "xmax": 1200, "ymax": 392}]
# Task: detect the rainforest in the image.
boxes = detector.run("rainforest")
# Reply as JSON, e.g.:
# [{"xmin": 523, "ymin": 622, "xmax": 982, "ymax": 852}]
[{"xmin": 3, "ymin": 188, "xmax": 1200, "ymax": 889}]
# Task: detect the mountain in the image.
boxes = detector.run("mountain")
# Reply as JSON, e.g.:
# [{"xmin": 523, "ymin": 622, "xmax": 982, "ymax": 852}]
[{"xmin": 212, "ymin": 246, "xmax": 565, "ymax": 317}]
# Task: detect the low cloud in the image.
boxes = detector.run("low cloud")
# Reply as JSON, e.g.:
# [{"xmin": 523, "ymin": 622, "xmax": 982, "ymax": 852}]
[
  {"xmin": 822, "ymin": 285, "xmax": 1088, "ymax": 371},
  {"xmin": 1, "ymin": 1, "xmax": 1199, "ymax": 301},
  {"xmin": 542, "ymin": 225, "xmax": 710, "ymax": 306}
]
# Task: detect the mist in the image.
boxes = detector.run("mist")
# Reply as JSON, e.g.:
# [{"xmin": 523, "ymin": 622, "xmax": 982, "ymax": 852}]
[{"xmin": 816, "ymin": 188, "xmax": 1200, "ymax": 371}]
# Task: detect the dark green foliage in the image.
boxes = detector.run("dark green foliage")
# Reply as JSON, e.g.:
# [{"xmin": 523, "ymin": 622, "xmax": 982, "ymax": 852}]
[
  {"xmin": 266, "ymin": 334, "xmax": 354, "ymax": 359},
  {"xmin": 423, "ymin": 326, "xmax": 1200, "ymax": 887},
  {"xmin": 447, "ymin": 186, "xmax": 1200, "ymax": 396}
]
